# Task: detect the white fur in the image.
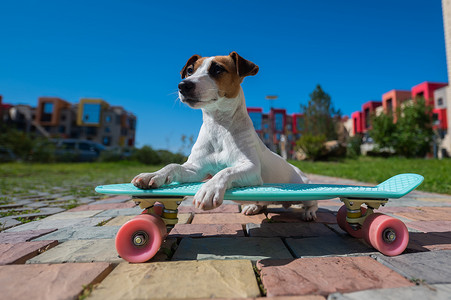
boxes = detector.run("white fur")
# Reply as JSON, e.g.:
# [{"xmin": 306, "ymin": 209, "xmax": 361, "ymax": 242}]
[{"xmin": 132, "ymin": 57, "xmax": 318, "ymax": 220}]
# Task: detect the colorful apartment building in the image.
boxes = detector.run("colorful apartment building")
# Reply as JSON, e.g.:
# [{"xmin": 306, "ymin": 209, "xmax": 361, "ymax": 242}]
[
  {"xmin": 351, "ymin": 81, "xmax": 449, "ymax": 157},
  {"xmin": 2, "ymin": 95, "xmax": 136, "ymax": 149},
  {"xmin": 247, "ymin": 107, "xmax": 307, "ymax": 158}
]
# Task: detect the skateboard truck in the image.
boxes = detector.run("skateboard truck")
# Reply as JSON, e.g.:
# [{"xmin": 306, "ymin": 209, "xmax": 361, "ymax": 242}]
[
  {"xmin": 132, "ymin": 196, "xmax": 185, "ymax": 230},
  {"xmin": 340, "ymin": 197, "xmax": 388, "ymax": 230}
]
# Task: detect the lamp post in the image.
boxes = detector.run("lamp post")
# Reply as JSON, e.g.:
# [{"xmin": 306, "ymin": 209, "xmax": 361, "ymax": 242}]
[
  {"xmin": 265, "ymin": 95, "xmax": 278, "ymax": 152},
  {"xmin": 265, "ymin": 95, "xmax": 278, "ymax": 111}
]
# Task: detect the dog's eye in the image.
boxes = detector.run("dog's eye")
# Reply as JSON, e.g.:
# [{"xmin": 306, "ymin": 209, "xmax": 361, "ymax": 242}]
[
  {"xmin": 186, "ymin": 66, "xmax": 194, "ymax": 76},
  {"xmin": 211, "ymin": 64, "xmax": 226, "ymax": 76}
]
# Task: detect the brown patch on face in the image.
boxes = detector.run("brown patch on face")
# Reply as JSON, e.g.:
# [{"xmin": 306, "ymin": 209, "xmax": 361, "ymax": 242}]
[
  {"xmin": 180, "ymin": 55, "xmax": 207, "ymax": 79},
  {"xmin": 210, "ymin": 56, "xmax": 242, "ymax": 98}
]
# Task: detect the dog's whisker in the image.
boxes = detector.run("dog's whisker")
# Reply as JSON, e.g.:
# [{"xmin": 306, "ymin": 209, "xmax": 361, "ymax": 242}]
[{"xmin": 168, "ymin": 90, "xmax": 180, "ymax": 96}]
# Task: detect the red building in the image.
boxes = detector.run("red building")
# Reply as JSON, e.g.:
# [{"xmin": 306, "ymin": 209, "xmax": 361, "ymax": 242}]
[
  {"xmin": 351, "ymin": 111, "xmax": 363, "ymax": 135},
  {"xmin": 361, "ymin": 101, "xmax": 382, "ymax": 132},
  {"xmin": 382, "ymin": 90, "xmax": 411, "ymax": 122},
  {"xmin": 411, "ymin": 82, "xmax": 447, "ymax": 107}
]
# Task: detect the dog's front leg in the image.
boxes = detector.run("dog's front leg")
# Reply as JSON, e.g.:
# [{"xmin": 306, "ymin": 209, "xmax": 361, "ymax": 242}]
[
  {"xmin": 132, "ymin": 162, "xmax": 206, "ymax": 189},
  {"xmin": 193, "ymin": 161, "xmax": 262, "ymax": 210}
]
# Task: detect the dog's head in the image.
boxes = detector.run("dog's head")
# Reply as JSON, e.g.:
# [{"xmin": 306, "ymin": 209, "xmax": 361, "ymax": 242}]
[{"xmin": 178, "ymin": 52, "xmax": 259, "ymax": 109}]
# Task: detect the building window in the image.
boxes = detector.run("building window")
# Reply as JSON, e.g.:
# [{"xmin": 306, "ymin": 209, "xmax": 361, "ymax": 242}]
[
  {"xmin": 105, "ymin": 115, "xmax": 112, "ymax": 123},
  {"xmin": 82, "ymin": 103, "xmax": 101, "ymax": 125},
  {"xmin": 274, "ymin": 113, "xmax": 284, "ymax": 132},
  {"xmin": 128, "ymin": 117, "xmax": 136, "ymax": 130},
  {"xmin": 386, "ymin": 98, "xmax": 393, "ymax": 113},
  {"xmin": 296, "ymin": 115, "xmax": 305, "ymax": 132},
  {"xmin": 249, "ymin": 112, "xmax": 262, "ymax": 131},
  {"xmin": 105, "ymin": 127, "xmax": 110, "ymax": 133},
  {"xmin": 86, "ymin": 127, "xmax": 97, "ymax": 136},
  {"xmin": 59, "ymin": 125, "xmax": 66, "ymax": 134},
  {"xmin": 438, "ymin": 98, "xmax": 443, "ymax": 106},
  {"xmin": 41, "ymin": 102, "xmax": 54, "ymax": 122},
  {"xmin": 364, "ymin": 108, "xmax": 370, "ymax": 129},
  {"xmin": 103, "ymin": 136, "xmax": 111, "ymax": 146}
]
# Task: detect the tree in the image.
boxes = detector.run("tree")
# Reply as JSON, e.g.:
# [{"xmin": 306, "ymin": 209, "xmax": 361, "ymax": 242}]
[
  {"xmin": 370, "ymin": 98, "xmax": 434, "ymax": 157},
  {"xmin": 301, "ymin": 85, "xmax": 341, "ymax": 140}
]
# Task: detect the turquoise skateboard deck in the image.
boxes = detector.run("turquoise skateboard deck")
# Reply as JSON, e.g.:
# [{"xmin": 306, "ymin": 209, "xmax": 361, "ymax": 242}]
[{"xmin": 95, "ymin": 173, "xmax": 423, "ymax": 201}]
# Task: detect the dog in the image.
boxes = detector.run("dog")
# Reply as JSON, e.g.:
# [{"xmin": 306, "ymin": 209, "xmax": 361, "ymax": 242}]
[{"xmin": 132, "ymin": 52, "xmax": 318, "ymax": 220}]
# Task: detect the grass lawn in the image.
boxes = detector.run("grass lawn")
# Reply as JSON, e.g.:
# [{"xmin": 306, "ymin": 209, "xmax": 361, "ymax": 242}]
[
  {"xmin": 0, "ymin": 162, "xmax": 161, "ymax": 205},
  {"xmin": 290, "ymin": 156, "xmax": 451, "ymax": 195}
]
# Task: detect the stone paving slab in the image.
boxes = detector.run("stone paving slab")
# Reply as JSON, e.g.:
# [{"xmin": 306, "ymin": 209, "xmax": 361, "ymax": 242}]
[
  {"xmin": 285, "ymin": 235, "xmax": 376, "ymax": 257},
  {"xmin": 246, "ymin": 222, "xmax": 336, "ymax": 238},
  {"xmin": 4, "ymin": 216, "xmax": 111, "ymax": 232},
  {"xmin": 408, "ymin": 231, "xmax": 451, "ymax": 251},
  {"xmin": 257, "ymin": 256, "xmax": 414, "ymax": 297},
  {"xmin": 172, "ymin": 237, "xmax": 293, "ymax": 261},
  {"xmin": 0, "ymin": 217, "xmax": 23, "ymax": 230},
  {"xmin": 384, "ymin": 198, "xmax": 451, "ymax": 208},
  {"xmin": 0, "ymin": 240, "xmax": 58, "ymax": 265},
  {"xmin": 329, "ymin": 284, "xmax": 451, "ymax": 300},
  {"xmin": 33, "ymin": 225, "xmax": 121, "ymax": 242},
  {"xmin": 0, "ymin": 262, "xmax": 113, "ymax": 300},
  {"xmin": 92, "ymin": 195, "xmax": 131, "ymax": 204},
  {"xmin": 177, "ymin": 212, "xmax": 194, "ymax": 224},
  {"xmin": 104, "ymin": 215, "xmax": 135, "ymax": 226},
  {"xmin": 95, "ymin": 206, "xmax": 142, "ymax": 218},
  {"xmin": 0, "ymin": 229, "xmax": 57, "ymax": 243},
  {"xmin": 406, "ymin": 220, "xmax": 451, "ymax": 232},
  {"xmin": 267, "ymin": 211, "xmax": 337, "ymax": 224},
  {"xmin": 27, "ymin": 239, "xmax": 124, "ymax": 264},
  {"xmin": 44, "ymin": 209, "xmax": 104, "ymax": 220},
  {"xmin": 372, "ymin": 250, "xmax": 451, "ymax": 284},
  {"xmin": 68, "ymin": 201, "xmax": 136, "ymax": 212},
  {"xmin": 89, "ymin": 260, "xmax": 260, "ymax": 299},
  {"xmin": 191, "ymin": 212, "xmax": 267, "ymax": 224},
  {"xmin": 168, "ymin": 223, "xmax": 245, "ymax": 238},
  {"xmin": 178, "ymin": 203, "xmax": 241, "ymax": 214},
  {"xmin": 393, "ymin": 207, "xmax": 451, "ymax": 221}
]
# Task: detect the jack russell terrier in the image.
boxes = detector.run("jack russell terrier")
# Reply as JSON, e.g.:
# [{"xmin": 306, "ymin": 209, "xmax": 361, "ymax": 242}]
[{"xmin": 132, "ymin": 52, "xmax": 318, "ymax": 220}]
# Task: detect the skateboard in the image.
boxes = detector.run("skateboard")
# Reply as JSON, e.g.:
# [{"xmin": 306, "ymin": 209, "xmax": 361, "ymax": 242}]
[{"xmin": 95, "ymin": 173, "xmax": 423, "ymax": 262}]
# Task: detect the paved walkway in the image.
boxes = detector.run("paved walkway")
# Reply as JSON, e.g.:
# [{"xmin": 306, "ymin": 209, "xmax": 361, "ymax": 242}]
[{"xmin": 1, "ymin": 174, "xmax": 451, "ymax": 299}]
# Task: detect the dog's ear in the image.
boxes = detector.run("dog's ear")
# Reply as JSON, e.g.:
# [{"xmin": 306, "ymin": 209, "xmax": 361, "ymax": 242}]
[
  {"xmin": 180, "ymin": 54, "xmax": 202, "ymax": 78},
  {"xmin": 229, "ymin": 52, "xmax": 259, "ymax": 78}
]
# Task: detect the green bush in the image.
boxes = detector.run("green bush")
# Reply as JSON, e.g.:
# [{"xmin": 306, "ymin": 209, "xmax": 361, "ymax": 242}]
[
  {"xmin": 131, "ymin": 146, "xmax": 161, "ymax": 165},
  {"xmin": 157, "ymin": 150, "xmax": 186, "ymax": 165},
  {"xmin": 30, "ymin": 140, "xmax": 55, "ymax": 163},
  {"xmin": 370, "ymin": 98, "xmax": 434, "ymax": 158},
  {"xmin": 98, "ymin": 150, "xmax": 123, "ymax": 162},
  {"xmin": 347, "ymin": 135, "xmax": 362, "ymax": 158},
  {"xmin": 0, "ymin": 126, "xmax": 56, "ymax": 162},
  {"xmin": 296, "ymin": 134, "xmax": 326, "ymax": 161}
]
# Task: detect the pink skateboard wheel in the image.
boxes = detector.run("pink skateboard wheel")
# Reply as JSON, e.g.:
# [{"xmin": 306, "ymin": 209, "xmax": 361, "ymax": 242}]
[
  {"xmin": 336, "ymin": 205, "xmax": 366, "ymax": 238},
  {"xmin": 115, "ymin": 214, "xmax": 167, "ymax": 263},
  {"xmin": 363, "ymin": 213, "xmax": 409, "ymax": 256}
]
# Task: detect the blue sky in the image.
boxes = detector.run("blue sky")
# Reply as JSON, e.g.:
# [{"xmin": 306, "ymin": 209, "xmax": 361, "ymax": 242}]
[{"xmin": 0, "ymin": 0, "xmax": 447, "ymax": 153}]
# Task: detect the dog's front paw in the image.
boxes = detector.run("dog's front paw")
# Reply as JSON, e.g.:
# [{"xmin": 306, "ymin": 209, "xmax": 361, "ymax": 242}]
[
  {"xmin": 302, "ymin": 201, "xmax": 318, "ymax": 221},
  {"xmin": 131, "ymin": 172, "xmax": 169, "ymax": 189},
  {"xmin": 193, "ymin": 181, "xmax": 225, "ymax": 210},
  {"xmin": 242, "ymin": 204, "xmax": 265, "ymax": 215}
]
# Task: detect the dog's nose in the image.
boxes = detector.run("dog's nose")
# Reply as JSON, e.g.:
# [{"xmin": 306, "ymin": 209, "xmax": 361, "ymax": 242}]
[{"xmin": 178, "ymin": 80, "xmax": 195, "ymax": 95}]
